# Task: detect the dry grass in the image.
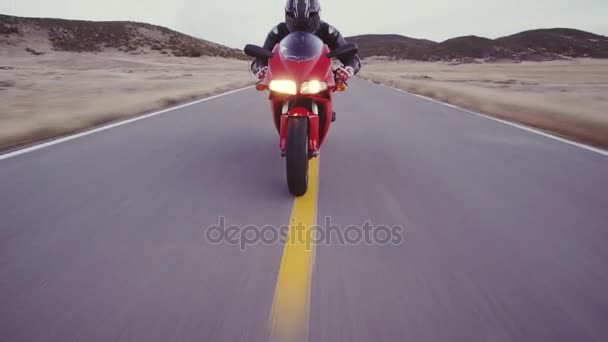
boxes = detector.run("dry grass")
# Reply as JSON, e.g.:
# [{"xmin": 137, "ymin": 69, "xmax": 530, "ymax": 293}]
[
  {"xmin": 0, "ymin": 50, "xmax": 254, "ymax": 150},
  {"xmin": 360, "ymin": 58, "xmax": 608, "ymax": 148}
]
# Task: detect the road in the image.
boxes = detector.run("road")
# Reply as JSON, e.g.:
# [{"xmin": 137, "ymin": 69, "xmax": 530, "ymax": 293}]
[{"xmin": 1, "ymin": 79, "xmax": 608, "ymax": 342}]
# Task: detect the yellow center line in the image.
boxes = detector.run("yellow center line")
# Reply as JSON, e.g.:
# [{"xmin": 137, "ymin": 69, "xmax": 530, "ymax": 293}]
[{"xmin": 270, "ymin": 157, "xmax": 320, "ymax": 342}]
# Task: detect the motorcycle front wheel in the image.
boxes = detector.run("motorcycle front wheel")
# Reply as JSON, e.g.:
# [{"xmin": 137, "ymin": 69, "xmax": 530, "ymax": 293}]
[{"xmin": 285, "ymin": 117, "xmax": 309, "ymax": 197}]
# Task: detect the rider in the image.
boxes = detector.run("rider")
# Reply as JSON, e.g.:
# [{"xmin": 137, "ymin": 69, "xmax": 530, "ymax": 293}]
[{"xmin": 251, "ymin": 0, "xmax": 361, "ymax": 121}]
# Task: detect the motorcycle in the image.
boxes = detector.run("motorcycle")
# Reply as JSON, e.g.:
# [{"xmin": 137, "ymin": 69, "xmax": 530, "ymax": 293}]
[{"xmin": 244, "ymin": 32, "xmax": 358, "ymax": 196}]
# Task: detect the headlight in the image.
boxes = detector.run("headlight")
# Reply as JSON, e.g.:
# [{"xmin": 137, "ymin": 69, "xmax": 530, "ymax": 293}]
[
  {"xmin": 301, "ymin": 81, "xmax": 328, "ymax": 94},
  {"xmin": 269, "ymin": 80, "xmax": 297, "ymax": 95}
]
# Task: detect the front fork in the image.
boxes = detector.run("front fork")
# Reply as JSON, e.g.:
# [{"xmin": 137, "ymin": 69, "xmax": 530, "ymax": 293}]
[{"xmin": 279, "ymin": 102, "xmax": 320, "ymax": 159}]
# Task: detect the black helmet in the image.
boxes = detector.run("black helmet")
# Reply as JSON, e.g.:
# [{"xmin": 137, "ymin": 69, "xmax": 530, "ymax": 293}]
[{"xmin": 285, "ymin": 0, "xmax": 321, "ymax": 33}]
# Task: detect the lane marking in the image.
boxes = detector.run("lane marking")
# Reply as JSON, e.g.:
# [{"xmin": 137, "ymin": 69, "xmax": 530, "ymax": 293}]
[
  {"xmin": 270, "ymin": 157, "xmax": 320, "ymax": 342},
  {"xmin": 365, "ymin": 80, "xmax": 608, "ymax": 157},
  {"xmin": 0, "ymin": 86, "xmax": 254, "ymax": 161}
]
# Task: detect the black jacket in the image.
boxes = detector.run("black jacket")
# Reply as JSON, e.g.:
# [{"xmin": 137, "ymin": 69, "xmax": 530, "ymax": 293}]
[{"xmin": 252, "ymin": 21, "xmax": 361, "ymax": 75}]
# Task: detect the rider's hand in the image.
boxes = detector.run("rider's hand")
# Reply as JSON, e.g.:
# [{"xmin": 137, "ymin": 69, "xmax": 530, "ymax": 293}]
[
  {"xmin": 335, "ymin": 66, "xmax": 353, "ymax": 83},
  {"xmin": 255, "ymin": 66, "xmax": 268, "ymax": 80}
]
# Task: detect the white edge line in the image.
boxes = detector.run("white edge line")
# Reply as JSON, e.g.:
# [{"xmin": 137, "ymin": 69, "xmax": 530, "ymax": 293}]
[
  {"xmin": 365, "ymin": 80, "xmax": 608, "ymax": 157},
  {"xmin": 0, "ymin": 86, "xmax": 254, "ymax": 161}
]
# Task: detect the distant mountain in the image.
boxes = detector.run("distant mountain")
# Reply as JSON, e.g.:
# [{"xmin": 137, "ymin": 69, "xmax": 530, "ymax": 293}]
[
  {"xmin": 0, "ymin": 14, "xmax": 245, "ymax": 59},
  {"xmin": 348, "ymin": 28, "xmax": 608, "ymax": 62},
  {"xmin": 346, "ymin": 34, "xmax": 436, "ymax": 60},
  {"xmin": 432, "ymin": 36, "xmax": 498, "ymax": 59}
]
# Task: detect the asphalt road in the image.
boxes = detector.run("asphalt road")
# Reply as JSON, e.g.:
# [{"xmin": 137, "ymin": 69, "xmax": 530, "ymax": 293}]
[{"xmin": 1, "ymin": 79, "xmax": 608, "ymax": 342}]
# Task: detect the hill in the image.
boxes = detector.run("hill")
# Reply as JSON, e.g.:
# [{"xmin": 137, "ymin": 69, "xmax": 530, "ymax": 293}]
[
  {"xmin": 348, "ymin": 28, "xmax": 608, "ymax": 62},
  {"xmin": 0, "ymin": 14, "xmax": 245, "ymax": 59},
  {"xmin": 347, "ymin": 34, "xmax": 436, "ymax": 60}
]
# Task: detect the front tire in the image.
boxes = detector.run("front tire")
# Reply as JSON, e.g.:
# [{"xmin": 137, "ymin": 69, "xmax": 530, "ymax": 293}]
[{"xmin": 286, "ymin": 117, "xmax": 309, "ymax": 196}]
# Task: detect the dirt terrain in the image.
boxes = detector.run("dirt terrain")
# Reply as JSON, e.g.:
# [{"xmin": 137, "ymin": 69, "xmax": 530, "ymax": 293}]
[
  {"xmin": 360, "ymin": 59, "xmax": 608, "ymax": 148},
  {"xmin": 0, "ymin": 49, "xmax": 253, "ymax": 150},
  {"xmin": 0, "ymin": 14, "xmax": 255, "ymax": 150}
]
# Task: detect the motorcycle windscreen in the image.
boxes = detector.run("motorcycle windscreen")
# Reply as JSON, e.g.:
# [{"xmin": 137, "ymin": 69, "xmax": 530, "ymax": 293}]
[{"xmin": 279, "ymin": 32, "xmax": 324, "ymax": 61}]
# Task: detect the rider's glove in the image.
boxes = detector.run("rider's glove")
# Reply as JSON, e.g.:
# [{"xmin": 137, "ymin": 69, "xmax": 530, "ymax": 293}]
[
  {"xmin": 255, "ymin": 66, "xmax": 268, "ymax": 80},
  {"xmin": 335, "ymin": 66, "xmax": 354, "ymax": 83}
]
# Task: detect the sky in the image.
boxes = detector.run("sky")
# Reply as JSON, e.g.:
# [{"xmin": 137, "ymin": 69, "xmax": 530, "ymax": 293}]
[{"xmin": 1, "ymin": 0, "xmax": 607, "ymax": 48}]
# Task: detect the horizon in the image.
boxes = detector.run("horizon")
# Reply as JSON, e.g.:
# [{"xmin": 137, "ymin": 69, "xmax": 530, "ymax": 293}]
[
  {"xmin": 2, "ymin": 13, "xmax": 606, "ymax": 49},
  {"xmin": 1, "ymin": 0, "xmax": 608, "ymax": 49}
]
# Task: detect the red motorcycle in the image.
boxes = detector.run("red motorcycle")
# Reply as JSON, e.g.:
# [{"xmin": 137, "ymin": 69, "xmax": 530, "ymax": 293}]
[{"xmin": 245, "ymin": 32, "xmax": 358, "ymax": 196}]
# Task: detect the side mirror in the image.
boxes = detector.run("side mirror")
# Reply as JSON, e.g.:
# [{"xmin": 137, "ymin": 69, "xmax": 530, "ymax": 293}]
[
  {"xmin": 244, "ymin": 44, "xmax": 275, "ymax": 59},
  {"xmin": 327, "ymin": 43, "xmax": 358, "ymax": 59}
]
